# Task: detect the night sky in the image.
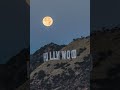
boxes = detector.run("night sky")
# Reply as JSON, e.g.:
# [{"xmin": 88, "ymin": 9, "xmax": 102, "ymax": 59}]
[
  {"xmin": 30, "ymin": 0, "xmax": 90, "ymax": 54},
  {"xmin": 91, "ymin": 0, "xmax": 120, "ymax": 29}
]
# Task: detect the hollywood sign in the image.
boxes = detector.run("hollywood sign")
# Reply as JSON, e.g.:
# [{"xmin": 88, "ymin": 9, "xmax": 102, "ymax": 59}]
[{"xmin": 43, "ymin": 49, "xmax": 77, "ymax": 61}]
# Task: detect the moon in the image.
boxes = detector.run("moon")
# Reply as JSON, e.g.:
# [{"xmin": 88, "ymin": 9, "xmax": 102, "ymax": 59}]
[{"xmin": 42, "ymin": 16, "xmax": 53, "ymax": 27}]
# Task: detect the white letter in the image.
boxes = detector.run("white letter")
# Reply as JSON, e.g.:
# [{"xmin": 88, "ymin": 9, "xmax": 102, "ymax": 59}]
[
  {"xmin": 61, "ymin": 51, "xmax": 66, "ymax": 59},
  {"xmin": 43, "ymin": 53, "xmax": 48, "ymax": 61},
  {"xmin": 67, "ymin": 50, "xmax": 70, "ymax": 59},
  {"xmin": 56, "ymin": 51, "xmax": 60, "ymax": 60},
  {"xmin": 53, "ymin": 51, "xmax": 56, "ymax": 60},
  {"xmin": 49, "ymin": 52, "xmax": 53, "ymax": 60},
  {"xmin": 71, "ymin": 50, "xmax": 77, "ymax": 59}
]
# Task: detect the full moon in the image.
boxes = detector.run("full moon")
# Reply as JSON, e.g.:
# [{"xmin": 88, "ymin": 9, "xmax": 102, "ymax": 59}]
[{"xmin": 42, "ymin": 16, "xmax": 53, "ymax": 27}]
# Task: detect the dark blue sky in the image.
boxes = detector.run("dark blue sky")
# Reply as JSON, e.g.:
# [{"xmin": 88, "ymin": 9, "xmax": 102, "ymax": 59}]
[
  {"xmin": 30, "ymin": 0, "xmax": 90, "ymax": 54},
  {"xmin": 91, "ymin": 0, "xmax": 120, "ymax": 29},
  {"xmin": 0, "ymin": 0, "xmax": 28, "ymax": 64}
]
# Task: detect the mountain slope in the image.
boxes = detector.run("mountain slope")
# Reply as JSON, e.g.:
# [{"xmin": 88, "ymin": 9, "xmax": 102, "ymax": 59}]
[
  {"xmin": 91, "ymin": 27, "xmax": 120, "ymax": 89},
  {"xmin": 0, "ymin": 49, "xmax": 29, "ymax": 90},
  {"xmin": 30, "ymin": 37, "xmax": 90, "ymax": 90},
  {"xmin": 30, "ymin": 43, "xmax": 66, "ymax": 72}
]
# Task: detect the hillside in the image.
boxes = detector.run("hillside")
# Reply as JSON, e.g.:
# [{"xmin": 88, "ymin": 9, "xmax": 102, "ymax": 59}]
[
  {"xmin": 30, "ymin": 27, "xmax": 120, "ymax": 90},
  {"xmin": 91, "ymin": 27, "xmax": 120, "ymax": 89},
  {"xmin": 30, "ymin": 37, "xmax": 90, "ymax": 90},
  {"xmin": 0, "ymin": 49, "xmax": 29, "ymax": 90},
  {"xmin": 30, "ymin": 43, "xmax": 66, "ymax": 72}
]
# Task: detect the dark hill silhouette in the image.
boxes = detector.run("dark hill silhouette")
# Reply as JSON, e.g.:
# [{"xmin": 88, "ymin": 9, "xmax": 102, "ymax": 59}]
[
  {"xmin": 0, "ymin": 48, "xmax": 29, "ymax": 90},
  {"xmin": 91, "ymin": 26, "xmax": 120, "ymax": 90}
]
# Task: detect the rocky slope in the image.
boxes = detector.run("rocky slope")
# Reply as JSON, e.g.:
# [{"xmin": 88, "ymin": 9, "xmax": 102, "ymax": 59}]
[
  {"xmin": 30, "ymin": 37, "xmax": 90, "ymax": 90},
  {"xmin": 30, "ymin": 43, "xmax": 66, "ymax": 72},
  {"xmin": 0, "ymin": 48, "xmax": 29, "ymax": 90},
  {"xmin": 91, "ymin": 27, "xmax": 120, "ymax": 90}
]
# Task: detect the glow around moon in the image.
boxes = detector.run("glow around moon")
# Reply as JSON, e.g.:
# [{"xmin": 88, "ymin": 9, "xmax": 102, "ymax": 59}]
[{"xmin": 42, "ymin": 16, "xmax": 53, "ymax": 27}]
